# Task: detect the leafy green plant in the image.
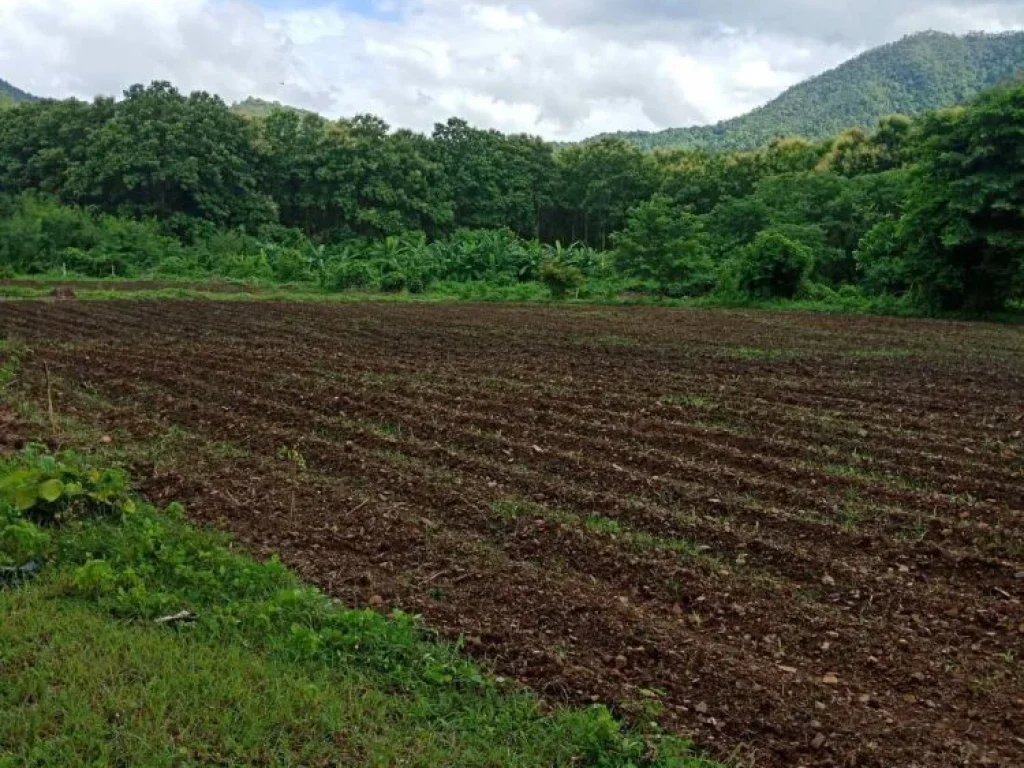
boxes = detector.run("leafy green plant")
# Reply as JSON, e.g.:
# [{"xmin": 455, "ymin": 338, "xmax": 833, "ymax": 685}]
[
  {"xmin": 732, "ymin": 230, "xmax": 814, "ymax": 299},
  {"xmin": 539, "ymin": 258, "xmax": 584, "ymax": 299},
  {"xmin": 0, "ymin": 446, "xmax": 135, "ymax": 524},
  {"xmin": 0, "ymin": 499, "xmax": 51, "ymax": 566}
]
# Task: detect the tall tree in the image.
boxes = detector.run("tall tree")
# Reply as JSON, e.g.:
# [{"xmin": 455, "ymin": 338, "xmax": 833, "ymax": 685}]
[
  {"xmin": 553, "ymin": 138, "xmax": 657, "ymax": 248},
  {"xmin": 69, "ymin": 82, "xmax": 275, "ymax": 231},
  {"xmin": 901, "ymin": 83, "xmax": 1024, "ymax": 311}
]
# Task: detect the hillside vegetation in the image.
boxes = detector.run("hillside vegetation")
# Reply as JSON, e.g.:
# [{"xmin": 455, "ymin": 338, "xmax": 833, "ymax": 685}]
[
  {"xmin": 604, "ymin": 31, "xmax": 1024, "ymax": 151},
  {"xmin": 0, "ymin": 78, "xmax": 35, "ymax": 107}
]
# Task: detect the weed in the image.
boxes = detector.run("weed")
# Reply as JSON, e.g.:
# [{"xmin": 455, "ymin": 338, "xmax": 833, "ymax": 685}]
[
  {"xmin": 725, "ymin": 347, "xmax": 800, "ymax": 362},
  {"xmin": 0, "ymin": 341, "xmax": 19, "ymax": 391},
  {"xmin": 849, "ymin": 348, "xmax": 912, "ymax": 360},
  {"xmin": 659, "ymin": 394, "xmax": 715, "ymax": 410},
  {"xmin": 491, "ymin": 499, "xmax": 537, "ymax": 520},
  {"xmin": 839, "ymin": 506, "xmax": 862, "ymax": 531},
  {"xmin": 585, "ymin": 515, "xmax": 624, "ymax": 534}
]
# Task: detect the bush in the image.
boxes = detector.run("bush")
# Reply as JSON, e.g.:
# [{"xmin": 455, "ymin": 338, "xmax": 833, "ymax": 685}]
[
  {"xmin": 855, "ymin": 218, "xmax": 909, "ymax": 296},
  {"xmin": 539, "ymin": 259, "xmax": 584, "ymax": 299},
  {"xmin": 613, "ymin": 195, "xmax": 714, "ymax": 294},
  {"xmin": 733, "ymin": 230, "xmax": 814, "ymax": 299},
  {"xmin": 156, "ymin": 255, "xmax": 205, "ymax": 278},
  {"xmin": 319, "ymin": 256, "xmax": 376, "ymax": 292}
]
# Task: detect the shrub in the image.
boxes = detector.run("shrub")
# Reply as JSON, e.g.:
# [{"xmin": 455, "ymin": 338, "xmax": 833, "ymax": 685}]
[
  {"xmin": 319, "ymin": 257, "xmax": 376, "ymax": 292},
  {"xmin": 0, "ymin": 446, "xmax": 135, "ymax": 525},
  {"xmin": 733, "ymin": 230, "xmax": 814, "ymax": 299},
  {"xmin": 539, "ymin": 259, "xmax": 584, "ymax": 299},
  {"xmin": 855, "ymin": 218, "xmax": 909, "ymax": 296},
  {"xmin": 613, "ymin": 195, "xmax": 714, "ymax": 294}
]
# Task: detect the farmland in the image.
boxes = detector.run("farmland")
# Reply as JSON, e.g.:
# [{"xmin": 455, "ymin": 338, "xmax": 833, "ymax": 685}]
[{"xmin": 1, "ymin": 300, "xmax": 1022, "ymax": 767}]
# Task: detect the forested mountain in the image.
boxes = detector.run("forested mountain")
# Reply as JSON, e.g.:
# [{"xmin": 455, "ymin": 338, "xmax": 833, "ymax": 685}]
[
  {"xmin": 603, "ymin": 31, "xmax": 1024, "ymax": 152},
  {"xmin": 0, "ymin": 78, "xmax": 36, "ymax": 106}
]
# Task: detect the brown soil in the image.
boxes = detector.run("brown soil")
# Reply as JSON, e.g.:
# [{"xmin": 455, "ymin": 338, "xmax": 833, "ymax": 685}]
[
  {"xmin": 1, "ymin": 301, "xmax": 1021, "ymax": 767},
  {"xmin": 0, "ymin": 408, "xmax": 27, "ymax": 453}
]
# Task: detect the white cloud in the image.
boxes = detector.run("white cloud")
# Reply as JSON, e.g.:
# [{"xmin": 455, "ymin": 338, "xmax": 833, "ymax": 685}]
[{"xmin": 0, "ymin": 0, "xmax": 1020, "ymax": 140}]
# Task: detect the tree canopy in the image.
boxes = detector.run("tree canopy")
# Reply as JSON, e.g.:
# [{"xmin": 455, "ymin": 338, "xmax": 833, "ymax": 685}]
[{"xmin": 0, "ymin": 77, "xmax": 1021, "ymax": 313}]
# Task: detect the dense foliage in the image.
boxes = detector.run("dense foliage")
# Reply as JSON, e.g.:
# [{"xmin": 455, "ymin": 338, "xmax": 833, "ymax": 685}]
[
  {"xmin": 603, "ymin": 31, "xmax": 1024, "ymax": 152},
  {"xmin": 0, "ymin": 77, "xmax": 35, "ymax": 108},
  {"xmin": 0, "ymin": 73, "xmax": 1021, "ymax": 312}
]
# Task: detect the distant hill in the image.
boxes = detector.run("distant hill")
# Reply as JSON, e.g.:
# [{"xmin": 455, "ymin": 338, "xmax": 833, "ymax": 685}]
[
  {"xmin": 599, "ymin": 30, "xmax": 1024, "ymax": 152},
  {"xmin": 0, "ymin": 77, "xmax": 37, "ymax": 106},
  {"xmin": 230, "ymin": 97, "xmax": 314, "ymax": 120}
]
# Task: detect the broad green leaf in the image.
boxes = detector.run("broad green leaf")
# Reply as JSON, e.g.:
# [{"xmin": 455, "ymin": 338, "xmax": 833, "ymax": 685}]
[
  {"xmin": 38, "ymin": 479, "xmax": 65, "ymax": 503},
  {"xmin": 13, "ymin": 487, "xmax": 36, "ymax": 511}
]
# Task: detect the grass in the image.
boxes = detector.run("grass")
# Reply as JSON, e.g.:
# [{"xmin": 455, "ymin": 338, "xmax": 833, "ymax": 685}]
[
  {"xmin": 4, "ymin": 274, "xmax": 1024, "ymax": 324},
  {"xmin": 725, "ymin": 347, "xmax": 801, "ymax": 362},
  {"xmin": 0, "ymin": 446, "xmax": 718, "ymax": 768},
  {"xmin": 657, "ymin": 394, "xmax": 715, "ymax": 410},
  {"xmin": 490, "ymin": 500, "xmax": 707, "ymax": 562}
]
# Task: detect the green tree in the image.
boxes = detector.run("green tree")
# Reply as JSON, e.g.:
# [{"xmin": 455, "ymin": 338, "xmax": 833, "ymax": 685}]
[
  {"xmin": 901, "ymin": 83, "xmax": 1024, "ymax": 311},
  {"xmin": 613, "ymin": 195, "xmax": 713, "ymax": 293},
  {"xmin": 553, "ymin": 138, "xmax": 658, "ymax": 248},
  {"xmin": 855, "ymin": 218, "xmax": 909, "ymax": 295},
  {"xmin": 68, "ymin": 83, "xmax": 276, "ymax": 231},
  {"xmin": 733, "ymin": 230, "xmax": 813, "ymax": 299},
  {"xmin": 0, "ymin": 97, "xmax": 113, "ymax": 199}
]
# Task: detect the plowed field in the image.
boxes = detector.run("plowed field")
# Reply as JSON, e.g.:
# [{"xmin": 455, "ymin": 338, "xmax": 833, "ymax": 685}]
[{"xmin": 1, "ymin": 301, "xmax": 1021, "ymax": 767}]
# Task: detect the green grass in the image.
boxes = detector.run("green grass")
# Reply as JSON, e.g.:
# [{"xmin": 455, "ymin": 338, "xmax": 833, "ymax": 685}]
[
  {"xmin": 5, "ymin": 274, "xmax": 1024, "ymax": 323},
  {"xmin": 0, "ymin": 448, "xmax": 717, "ymax": 768},
  {"xmin": 489, "ymin": 500, "xmax": 706, "ymax": 562},
  {"xmin": 725, "ymin": 347, "xmax": 801, "ymax": 362},
  {"xmin": 657, "ymin": 394, "xmax": 715, "ymax": 410}
]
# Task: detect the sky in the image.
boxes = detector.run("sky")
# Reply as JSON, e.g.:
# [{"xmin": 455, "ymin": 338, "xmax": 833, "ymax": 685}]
[{"xmin": 0, "ymin": 0, "xmax": 1022, "ymax": 140}]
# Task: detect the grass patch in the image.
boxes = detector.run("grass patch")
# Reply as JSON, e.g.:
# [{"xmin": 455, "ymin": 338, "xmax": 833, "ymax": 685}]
[
  {"xmin": 4, "ymin": 276, "xmax": 1024, "ymax": 325},
  {"xmin": 845, "ymin": 348, "xmax": 912, "ymax": 360},
  {"xmin": 657, "ymin": 394, "xmax": 715, "ymax": 410},
  {"xmin": 725, "ymin": 347, "xmax": 801, "ymax": 362},
  {"xmin": 0, "ymin": 447, "xmax": 716, "ymax": 768},
  {"xmin": 490, "ymin": 500, "xmax": 707, "ymax": 562}
]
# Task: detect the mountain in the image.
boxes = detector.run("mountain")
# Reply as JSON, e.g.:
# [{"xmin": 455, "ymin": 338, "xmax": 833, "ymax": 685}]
[
  {"xmin": 230, "ymin": 97, "xmax": 314, "ymax": 120},
  {"xmin": 601, "ymin": 30, "xmax": 1024, "ymax": 152},
  {"xmin": 0, "ymin": 77, "xmax": 36, "ymax": 106}
]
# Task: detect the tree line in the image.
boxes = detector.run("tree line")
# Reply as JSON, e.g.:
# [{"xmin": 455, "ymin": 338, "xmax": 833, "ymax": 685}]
[{"xmin": 0, "ymin": 79, "xmax": 1021, "ymax": 312}]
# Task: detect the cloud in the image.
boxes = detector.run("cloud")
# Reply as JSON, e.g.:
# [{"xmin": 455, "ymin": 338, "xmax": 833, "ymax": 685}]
[
  {"xmin": 453, "ymin": 1, "xmax": 1024, "ymax": 45},
  {"xmin": 0, "ymin": 0, "xmax": 1020, "ymax": 140}
]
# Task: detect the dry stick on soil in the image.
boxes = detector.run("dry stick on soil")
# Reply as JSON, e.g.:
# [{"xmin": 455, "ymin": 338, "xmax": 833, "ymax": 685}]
[
  {"xmin": 43, "ymin": 362, "xmax": 58, "ymax": 440},
  {"xmin": 278, "ymin": 446, "xmax": 307, "ymax": 528}
]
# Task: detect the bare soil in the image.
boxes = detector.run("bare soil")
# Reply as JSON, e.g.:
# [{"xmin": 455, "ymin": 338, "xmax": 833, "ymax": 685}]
[{"xmin": 1, "ymin": 301, "xmax": 1021, "ymax": 767}]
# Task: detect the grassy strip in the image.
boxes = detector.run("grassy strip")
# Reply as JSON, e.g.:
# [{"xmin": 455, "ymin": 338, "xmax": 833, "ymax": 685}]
[
  {"xmin": 0, "ymin": 446, "xmax": 717, "ymax": 768},
  {"xmin": 3, "ymin": 281, "xmax": 1023, "ymax": 323},
  {"xmin": 5, "ymin": 274, "xmax": 1024, "ymax": 322}
]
